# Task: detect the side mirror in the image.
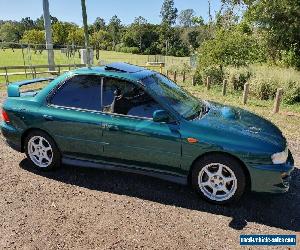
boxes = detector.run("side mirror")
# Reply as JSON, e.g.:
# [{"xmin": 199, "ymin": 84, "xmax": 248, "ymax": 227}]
[{"xmin": 153, "ymin": 110, "xmax": 170, "ymax": 123}]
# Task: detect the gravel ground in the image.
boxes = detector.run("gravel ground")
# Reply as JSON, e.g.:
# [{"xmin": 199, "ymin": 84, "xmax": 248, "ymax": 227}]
[{"xmin": 0, "ymin": 92, "xmax": 299, "ymax": 249}]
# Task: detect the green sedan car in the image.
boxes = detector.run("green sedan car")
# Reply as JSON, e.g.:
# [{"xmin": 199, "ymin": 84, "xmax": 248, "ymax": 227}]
[{"xmin": 1, "ymin": 63, "xmax": 294, "ymax": 204}]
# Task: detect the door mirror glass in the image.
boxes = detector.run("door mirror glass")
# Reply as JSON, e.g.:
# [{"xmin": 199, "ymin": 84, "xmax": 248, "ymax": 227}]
[{"xmin": 153, "ymin": 110, "xmax": 170, "ymax": 123}]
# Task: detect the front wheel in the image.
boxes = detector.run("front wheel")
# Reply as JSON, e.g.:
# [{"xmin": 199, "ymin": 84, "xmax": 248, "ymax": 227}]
[
  {"xmin": 191, "ymin": 154, "xmax": 246, "ymax": 205},
  {"xmin": 25, "ymin": 131, "xmax": 61, "ymax": 170}
]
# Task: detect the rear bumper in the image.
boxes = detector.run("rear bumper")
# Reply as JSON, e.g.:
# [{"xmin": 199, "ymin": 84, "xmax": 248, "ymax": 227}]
[
  {"xmin": 249, "ymin": 151, "xmax": 294, "ymax": 193},
  {"xmin": 0, "ymin": 122, "xmax": 22, "ymax": 152}
]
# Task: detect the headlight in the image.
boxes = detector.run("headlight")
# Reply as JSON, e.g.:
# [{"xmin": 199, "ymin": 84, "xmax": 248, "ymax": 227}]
[{"xmin": 271, "ymin": 147, "xmax": 288, "ymax": 164}]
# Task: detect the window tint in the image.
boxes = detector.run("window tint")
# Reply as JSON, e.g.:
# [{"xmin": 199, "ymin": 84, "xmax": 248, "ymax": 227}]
[
  {"xmin": 102, "ymin": 77, "xmax": 163, "ymax": 118},
  {"xmin": 51, "ymin": 75, "xmax": 102, "ymax": 111}
]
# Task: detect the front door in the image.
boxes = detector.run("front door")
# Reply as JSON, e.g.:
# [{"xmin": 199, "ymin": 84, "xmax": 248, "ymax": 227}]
[{"xmin": 100, "ymin": 77, "xmax": 182, "ymax": 173}]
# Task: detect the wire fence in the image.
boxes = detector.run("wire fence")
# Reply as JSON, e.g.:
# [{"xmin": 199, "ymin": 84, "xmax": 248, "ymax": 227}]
[
  {"xmin": 0, "ymin": 42, "xmax": 192, "ymax": 86},
  {"xmin": 0, "ymin": 42, "xmax": 191, "ymax": 67}
]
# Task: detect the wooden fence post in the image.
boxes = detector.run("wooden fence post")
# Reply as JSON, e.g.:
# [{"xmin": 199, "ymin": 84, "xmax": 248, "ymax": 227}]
[
  {"xmin": 174, "ymin": 71, "xmax": 177, "ymax": 82},
  {"xmin": 273, "ymin": 88, "xmax": 283, "ymax": 113},
  {"xmin": 160, "ymin": 63, "xmax": 163, "ymax": 74},
  {"xmin": 166, "ymin": 70, "xmax": 169, "ymax": 78},
  {"xmin": 206, "ymin": 76, "xmax": 211, "ymax": 90},
  {"xmin": 182, "ymin": 71, "xmax": 186, "ymax": 83},
  {"xmin": 243, "ymin": 83, "xmax": 250, "ymax": 104},
  {"xmin": 4, "ymin": 67, "xmax": 9, "ymax": 85},
  {"xmin": 192, "ymin": 75, "xmax": 196, "ymax": 86},
  {"xmin": 222, "ymin": 79, "xmax": 227, "ymax": 96}
]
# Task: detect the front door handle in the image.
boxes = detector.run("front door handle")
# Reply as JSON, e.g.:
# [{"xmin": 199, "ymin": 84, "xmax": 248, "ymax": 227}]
[
  {"xmin": 102, "ymin": 123, "xmax": 119, "ymax": 131},
  {"xmin": 43, "ymin": 115, "xmax": 54, "ymax": 121}
]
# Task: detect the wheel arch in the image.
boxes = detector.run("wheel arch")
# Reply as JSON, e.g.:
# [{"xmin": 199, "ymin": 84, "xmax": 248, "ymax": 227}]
[{"xmin": 188, "ymin": 151, "xmax": 251, "ymax": 191}]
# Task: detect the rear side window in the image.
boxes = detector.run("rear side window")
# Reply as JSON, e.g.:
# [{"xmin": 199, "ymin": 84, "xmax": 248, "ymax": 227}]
[{"xmin": 51, "ymin": 75, "xmax": 102, "ymax": 111}]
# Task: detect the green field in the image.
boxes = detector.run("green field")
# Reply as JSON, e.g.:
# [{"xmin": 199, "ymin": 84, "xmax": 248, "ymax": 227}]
[
  {"xmin": 0, "ymin": 48, "xmax": 189, "ymax": 67},
  {"xmin": 0, "ymin": 48, "xmax": 189, "ymax": 84}
]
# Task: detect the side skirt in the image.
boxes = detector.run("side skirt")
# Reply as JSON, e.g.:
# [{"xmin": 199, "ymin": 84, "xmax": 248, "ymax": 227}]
[{"xmin": 62, "ymin": 157, "xmax": 188, "ymax": 185}]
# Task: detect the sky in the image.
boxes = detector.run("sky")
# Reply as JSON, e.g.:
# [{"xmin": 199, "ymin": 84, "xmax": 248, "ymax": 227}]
[{"xmin": 0, "ymin": 0, "xmax": 223, "ymax": 25}]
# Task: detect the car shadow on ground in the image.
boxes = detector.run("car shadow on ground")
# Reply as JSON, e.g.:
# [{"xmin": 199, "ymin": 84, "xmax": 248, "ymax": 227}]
[{"xmin": 20, "ymin": 159, "xmax": 300, "ymax": 232}]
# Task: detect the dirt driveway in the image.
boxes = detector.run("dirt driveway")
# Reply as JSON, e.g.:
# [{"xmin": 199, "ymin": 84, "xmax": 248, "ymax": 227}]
[{"xmin": 0, "ymin": 92, "xmax": 299, "ymax": 249}]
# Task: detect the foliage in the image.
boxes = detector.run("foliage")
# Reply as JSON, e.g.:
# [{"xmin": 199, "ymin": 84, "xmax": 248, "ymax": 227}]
[
  {"xmin": 0, "ymin": 22, "xmax": 21, "ymax": 43},
  {"xmin": 250, "ymin": 78, "xmax": 278, "ymax": 100},
  {"xmin": 93, "ymin": 17, "xmax": 106, "ymax": 32},
  {"xmin": 226, "ymin": 67, "xmax": 251, "ymax": 90},
  {"xmin": 197, "ymin": 27, "xmax": 263, "ymax": 69},
  {"xmin": 230, "ymin": 65, "xmax": 300, "ymax": 104},
  {"xmin": 160, "ymin": 0, "xmax": 178, "ymax": 26},
  {"xmin": 52, "ymin": 22, "xmax": 77, "ymax": 46},
  {"xmin": 178, "ymin": 9, "xmax": 195, "ymax": 27},
  {"xmin": 91, "ymin": 30, "xmax": 112, "ymax": 50},
  {"xmin": 21, "ymin": 29, "xmax": 45, "ymax": 45},
  {"xmin": 223, "ymin": 0, "xmax": 300, "ymax": 68},
  {"xmin": 115, "ymin": 45, "xmax": 140, "ymax": 54},
  {"xmin": 202, "ymin": 66, "xmax": 225, "ymax": 85},
  {"xmin": 284, "ymin": 83, "xmax": 300, "ymax": 104},
  {"xmin": 108, "ymin": 15, "xmax": 122, "ymax": 49},
  {"xmin": 67, "ymin": 27, "xmax": 85, "ymax": 46}
]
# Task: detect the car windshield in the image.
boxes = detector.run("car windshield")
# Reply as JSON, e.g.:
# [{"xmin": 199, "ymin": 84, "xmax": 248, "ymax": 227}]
[{"xmin": 142, "ymin": 73, "xmax": 205, "ymax": 120}]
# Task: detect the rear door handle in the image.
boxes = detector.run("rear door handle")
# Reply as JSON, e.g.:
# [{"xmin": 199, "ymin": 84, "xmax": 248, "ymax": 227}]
[{"xmin": 43, "ymin": 115, "xmax": 54, "ymax": 121}]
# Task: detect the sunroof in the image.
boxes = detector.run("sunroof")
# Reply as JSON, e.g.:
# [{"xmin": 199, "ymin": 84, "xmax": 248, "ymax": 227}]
[{"xmin": 104, "ymin": 62, "xmax": 144, "ymax": 73}]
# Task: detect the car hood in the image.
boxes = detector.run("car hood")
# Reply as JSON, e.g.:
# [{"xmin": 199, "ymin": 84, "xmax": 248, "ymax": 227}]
[{"xmin": 195, "ymin": 101, "xmax": 286, "ymax": 151}]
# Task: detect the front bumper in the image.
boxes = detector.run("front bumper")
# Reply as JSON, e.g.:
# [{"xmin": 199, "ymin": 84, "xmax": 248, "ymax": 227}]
[
  {"xmin": 249, "ymin": 151, "xmax": 294, "ymax": 193},
  {"xmin": 0, "ymin": 122, "xmax": 22, "ymax": 152}
]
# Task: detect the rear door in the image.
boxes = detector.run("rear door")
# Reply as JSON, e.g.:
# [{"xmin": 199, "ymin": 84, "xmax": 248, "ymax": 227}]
[{"xmin": 42, "ymin": 74, "xmax": 105, "ymax": 160}]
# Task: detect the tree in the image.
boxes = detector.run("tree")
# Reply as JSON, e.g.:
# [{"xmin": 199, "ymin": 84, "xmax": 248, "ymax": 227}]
[
  {"xmin": 132, "ymin": 16, "xmax": 148, "ymax": 50},
  {"xmin": 0, "ymin": 22, "xmax": 20, "ymax": 42},
  {"xmin": 91, "ymin": 30, "xmax": 112, "ymax": 58},
  {"xmin": 108, "ymin": 15, "xmax": 122, "ymax": 49},
  {"xmin": 67, "ymin": 27, "xmax": 85, "ymax": 46},
  {"xmin": 20, "ymin": 17, "xmax": 35, "ymax": 30},
  {"xmin": 21, "ymin": 29, "xmax": 45, "ymax": 52},
  {"xmin": 21, "ymin": 29, "xmax": 45, "ymax": 44},
  {"xmin": 35, "ymin": 15, "xmax": 58, "ymax": 30},
  {"xmin": 198, "ymin": 27, "xmax": 264, "ymax": 68},
  {"xmin": 223, "ymin": 0, "xmax": 300, "ymax": 68},
  {"xmin": 178, "ymin": 9, "xmax": 195, "ymax": 27},
  {"xmin": 160, "ymin": 0, "xmax": 178, "ymax": 26},
  {"xmin": 52, "ymin": 21, "xmax": 78, "ymax": 46},
  {"xmin": 192, "ymin": 16, "xmax": 204, "ymax": 26},
  {"xmin": 93, "ymin": 17, "xmax": 106, "ymax": 31}
]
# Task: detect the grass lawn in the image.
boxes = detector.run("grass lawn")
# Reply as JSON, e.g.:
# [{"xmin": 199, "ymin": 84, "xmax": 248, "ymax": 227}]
[
  {"xmin": 0, "ymin": 48, "xmax": 189, "ymax": 85},
  {"xmin": 0, "ymin": 48, "xmax": 190, "ymax": 67}
]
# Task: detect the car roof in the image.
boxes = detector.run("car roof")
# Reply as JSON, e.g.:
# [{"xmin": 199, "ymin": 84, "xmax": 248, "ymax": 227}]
[{"xmin": 71, "ymin": 62, "xmax": 155, "ymax": 81}]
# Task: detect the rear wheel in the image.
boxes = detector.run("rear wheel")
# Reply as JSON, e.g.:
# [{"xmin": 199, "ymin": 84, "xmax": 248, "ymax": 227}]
[
  {"xmin": 25, "ymin": 131, "xmax": 61, "ymax": 170},
  {"xmin": 191, "ymin": 154, "xmax": 246, "ymax": 205}
]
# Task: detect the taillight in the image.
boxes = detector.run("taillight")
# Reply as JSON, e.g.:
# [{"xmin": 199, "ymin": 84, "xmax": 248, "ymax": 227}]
[{"xmin": 1, "ymin": 109, "xmax": 10, "ymax": 123}]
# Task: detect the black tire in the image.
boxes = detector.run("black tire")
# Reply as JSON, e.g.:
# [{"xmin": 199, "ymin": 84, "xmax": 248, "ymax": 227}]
[
  {"xmin": 191, "ymin": 153, "xmax": 246, "ymax": 205},
  {"xmin": 24, "ymin": 130, "xmax": 61, "ymax": 171}
]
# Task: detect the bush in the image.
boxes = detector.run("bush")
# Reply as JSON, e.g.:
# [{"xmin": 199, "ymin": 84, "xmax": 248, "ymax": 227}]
[
  {"xmin": 197, "ymin": 28, "xmax": 263, "ymax": 69},
  {"xmin": 283, "ymin": 81, "xmax": 300, "ymax": 104},
  {"xmin": 201, "ymin": 66, "xmax": 225, "ymax": 85},
  {"xmin": 226, "ymin": 67, "xmax": 252, "ymax": 91},
  {"xmin": 115, "ymin": 44, "xmax": 140, "ymax": 54},
  {"xmin": 250, "ymin": 78, "xmax": 278, "ymax": 100}
]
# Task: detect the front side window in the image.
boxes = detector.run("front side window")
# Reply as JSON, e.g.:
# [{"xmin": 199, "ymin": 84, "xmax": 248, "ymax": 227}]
[
  {"xmin": 102, "ymin": 77, "xmax": 162, "ymax": 119},
  {"xmin": 142, "ymin": 73, "xmax": 204, "ymax": 119},
  {"xmin": 51, "ymin": 75, "xmax": 102, "ymax": 111}
]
